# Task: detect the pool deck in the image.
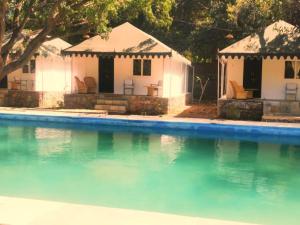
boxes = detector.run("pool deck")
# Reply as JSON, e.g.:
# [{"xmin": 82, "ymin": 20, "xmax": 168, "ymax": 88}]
[
  {"xmin": 0, "ymin": 107, "xmax": 300, "ymax": 130},
  {"xmin": 0, "ymin": 196, "xmax": 258, "ymax": 225}
]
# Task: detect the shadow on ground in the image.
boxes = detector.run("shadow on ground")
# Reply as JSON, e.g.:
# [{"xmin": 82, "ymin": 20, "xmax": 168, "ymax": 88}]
[{"xmin": 175, "ymin": 102, "xmax": 218, "ymax": 119}]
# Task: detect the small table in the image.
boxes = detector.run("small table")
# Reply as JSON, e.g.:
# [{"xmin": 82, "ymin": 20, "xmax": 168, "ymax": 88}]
[{"xmin": 145, "ymin": 85, "xmax": 159, "ymax": 96}]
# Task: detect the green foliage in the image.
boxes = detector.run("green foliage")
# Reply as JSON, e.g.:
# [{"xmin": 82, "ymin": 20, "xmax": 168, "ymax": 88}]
[
  {"xmin": 4, "ymin": 0, "xmax": 175, "ymax": 42},
  {"xmin": 135, "ymin": 0, "xmax": 299, "ymax": 62},
  {"xmin": 2, "ymin": 0, "xmax": 300, "ymax": 68},
  {"xmin": 0, "ymin": 0, "xmax": 175, "ymax": 75}
]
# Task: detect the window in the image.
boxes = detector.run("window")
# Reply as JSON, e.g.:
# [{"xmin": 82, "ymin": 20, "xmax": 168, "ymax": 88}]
[
  {"xmin": 143, "ymin": 60, "xmax": 151, "ymax": 76},
  {"xmin": 285, "ymin": 61, "xmax": 300, "ymax": 79},
  {"xmin": 30, "ymin": 60, "xmax": 36, "ymax": 73},
  {"xmin": 133, "ymin": 59, "xmax": 142, "ymax": 76},
  {"xmin": 133, "ymin": 59, "xmax": 152, "ymax": 76},
  {"xmin": 22, "ymin": 59, "xmax": 36, "ymax": 74},
  {"xmin": 22, "ymin": 64, "xmax": 29, "ymax": 73}
]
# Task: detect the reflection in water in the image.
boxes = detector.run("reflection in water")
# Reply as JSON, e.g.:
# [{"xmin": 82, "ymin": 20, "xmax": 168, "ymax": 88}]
[{"xmin": 0, "ymin": 122, "xmax": 300, "ymax": 225}]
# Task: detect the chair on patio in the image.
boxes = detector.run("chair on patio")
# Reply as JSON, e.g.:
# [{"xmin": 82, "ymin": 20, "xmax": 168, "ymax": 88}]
[
  {"xmin": 149, "ymin": 80, "xmax": 163, "ymax": 96},
  {"xmin": 10, "ymin": 77, "xmax": 21, "ymax": 90},
  {"xmin": 124, "ymin": 79, "xmax": 134, "ymax": 95},
  {"xmin": 75, "ymin": 76, "xmax": 87, "ymax": 94},
  {"xmin": 230, "ymin": 80, "xmax": 253, "ymax": 100},
  {"xmin": 286, "ymin": 83, "xmax": 298, "ymax": 100},
  {"xmin": 84, "ymin": 76, "xmax": 97, "ymax": 93}
]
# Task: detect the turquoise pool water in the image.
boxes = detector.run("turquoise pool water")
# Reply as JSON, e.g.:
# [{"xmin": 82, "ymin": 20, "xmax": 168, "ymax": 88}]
[{"xmin": 0, "ymin": 120, "xmax": 300, "ymax": 225}]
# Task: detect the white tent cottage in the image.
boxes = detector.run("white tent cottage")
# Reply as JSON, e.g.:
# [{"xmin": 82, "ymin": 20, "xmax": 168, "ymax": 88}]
[
  {"xmin": 7, "ymin": 38, "xmax": 72, "ymax": 92},
  {"xmin": 217, "ymin": 20, "xmax": 300, "ymax": 121},
  {"xmin": 1, "ymin": 23, "xmax": 192, "ymax": 114},
  {"xmin": 0, "ymin": 37, "xmax": 72, "ymax": 107},
  {"xmin": 62, "ymin": 22, "xmax": 193, "ymax": 114}
]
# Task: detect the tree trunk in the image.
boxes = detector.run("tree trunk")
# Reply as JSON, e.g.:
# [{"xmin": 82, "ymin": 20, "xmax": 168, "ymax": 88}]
[
  {"xmin": 0, "ymin": 0, "xmax": 62, "ymax": 81},
  {"xmin": 0, "ymin": 0, "xmax": 8, "ymax": 78}
]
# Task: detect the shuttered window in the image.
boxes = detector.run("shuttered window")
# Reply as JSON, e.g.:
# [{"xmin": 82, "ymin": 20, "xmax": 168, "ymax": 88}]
[
  {"xmin": 133, "ymin": 59, "xmax": 142, "ymax": 76},
  {"xmin": 285, "ymin": 61, "xmax": 300, "ymax": 79},
  {"xmin": 143, "ymin": 60, "xmax": 151, "ymax": 76}
]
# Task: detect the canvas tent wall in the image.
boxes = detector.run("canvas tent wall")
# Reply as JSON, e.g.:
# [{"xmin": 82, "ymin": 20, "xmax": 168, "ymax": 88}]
[{"xmin": 7, "ymin": 38, "xmax": 72, "ymax": 93}]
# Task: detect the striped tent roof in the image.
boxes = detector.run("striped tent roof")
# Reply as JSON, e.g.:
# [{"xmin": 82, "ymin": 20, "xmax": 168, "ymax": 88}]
[
  {"xmin": 3, "ymin": 30, "xmax": 71, "ymax": 57},
  {"xmin": 62, "ymin": 22, "xmax": 191, "ymax": 64},
  {"xmin": 219, "ymin": 20, "xmax": 300, "ymax": 59}
]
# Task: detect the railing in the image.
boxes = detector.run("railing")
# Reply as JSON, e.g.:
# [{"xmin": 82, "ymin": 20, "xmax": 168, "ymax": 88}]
[{"xmin": 9, "ymin": 80, "xmax": 35, "ymax": 91}]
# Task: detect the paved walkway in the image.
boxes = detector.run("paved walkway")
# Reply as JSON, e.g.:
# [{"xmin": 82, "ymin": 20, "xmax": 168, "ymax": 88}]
[
  {"xmin": 0, "ymin": 107, "xmax": 300, "ymax": 129},
  {"xmin": 0, "ymin": 196, "xmax": 257, "ymax": 225}
]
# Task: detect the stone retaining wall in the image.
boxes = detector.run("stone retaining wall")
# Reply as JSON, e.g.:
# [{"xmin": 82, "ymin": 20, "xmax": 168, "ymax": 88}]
[
  {"xmin": 5, "ymin": 91, "xmax": 65, "ymax": 108},
  {"xmin": 6, "ymin": 90, "xmax": 40, "ymax": 108},
  {"xmin": 126, "ymin": 96, "xmax": 168, "ymax": 115},
  {"xmin": 63, "ymin": 93, "xmax": 190, "ymax": 115},
  {"xmin": 264, "ymin": 100, "xmax": 300, "ymax": 115},
  {"xmin": 126, "ymin": 94, "xmax": 191, "ymax": 115},
  {"xmin": 64, "ymin": 94, "xmax": 98, "ymax": 109},
  {"xmin": 218, "ymin": 99, "xmax": 263, "ymax": 121},
  {"xmin": 5, "ymin": 91, "xmax": 190, "ymax": 115}
]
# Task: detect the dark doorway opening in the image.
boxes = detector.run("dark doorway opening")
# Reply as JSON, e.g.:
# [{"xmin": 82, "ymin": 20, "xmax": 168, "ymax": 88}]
[
  {"xmin": 0, "ymin": 76, "xmax": 8, "ymax": 89},
  {"xmin": 99, "ymin": 57, "xmax": 114, "ymax": 93},
  {"xmin": 243, "ymin": 58, "xmax": 262, "ymax": 98}
]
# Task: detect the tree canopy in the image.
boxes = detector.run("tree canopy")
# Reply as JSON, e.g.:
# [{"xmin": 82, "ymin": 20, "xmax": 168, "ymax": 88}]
[
  {"xmin": 0, "ymin": 0, "xmax": 174, "ymax": 80},
  {"xmin": 151, "ymin": 0, "xmax": 300, "ymax": 62}
]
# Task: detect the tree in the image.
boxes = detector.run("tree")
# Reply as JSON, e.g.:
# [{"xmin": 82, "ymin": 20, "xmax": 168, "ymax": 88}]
[
  {"xmin": 0, "ymin": 0, "xmax": 174, "ymax": 81},
  {"xmin": 166, "ymin": 0, "xmax": 300, "ymax": 62}
]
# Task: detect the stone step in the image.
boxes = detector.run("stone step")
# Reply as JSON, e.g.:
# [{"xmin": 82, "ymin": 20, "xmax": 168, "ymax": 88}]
[
  {"xmin": 99, "ymin": 93, "xmax": 125, "ymax": 98},
  {"xmin": 97, "ymin": 96, "xmax": 128, "ymax": 101},
  {"xmin": 96, "ymin": 99, "xmax": 128, "ymax": 106},
  {"xmin": 95, "ymin": 104, "xmax": 127, "ymax": 114},
  {"xmin": 0, "ymin": 94, "xmax": 6, "ymax": 106},
  {"xmin": 0, "ymin": 98, "xmax": 5, "ymax": 106}
]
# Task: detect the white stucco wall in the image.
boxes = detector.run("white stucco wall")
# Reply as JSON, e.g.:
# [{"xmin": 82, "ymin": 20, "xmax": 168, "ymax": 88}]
[
  {"xmin": 224, "ymin": 58, "xmax": 244, "ymax": 99},
  {"xmin": 8, "ymin": 61, "xmax": 35, "ymax": 91},
  {"xmin": 35, "ymin": 56, "xmax": 72, "ymax": 92},
  {"xmin": 114, "ymin": 56, "xmax": 165, "ymax": 96},
  {"xmin": 261, "ymin": 58, "xmax": 300, "ymax": 100},
  {"xmin": 225, "ymin": 57, "xmax": 300, "ymax": 100},
  {"xmin": 70, "ymin": 56, "xmax": 99, "ymax": 93},
  {"xmin": 69, "ymin": 55, "xmax": 189, "ymax": 97},
  {"xmin": 163, "ymin": 57, "xmax": 189, "ymax": 98},
  {"xmin": 8, "ymin": 55, "xmax": 71, "ymax": 92}
]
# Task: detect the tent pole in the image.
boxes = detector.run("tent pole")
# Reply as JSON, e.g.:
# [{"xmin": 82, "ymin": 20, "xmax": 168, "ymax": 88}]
[{"xmin": 217, "ymin": 55, "xmax": 220, "ymax": 116}]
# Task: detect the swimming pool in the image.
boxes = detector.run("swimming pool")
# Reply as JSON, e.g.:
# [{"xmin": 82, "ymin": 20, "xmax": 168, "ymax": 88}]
[{"xmin": 0, "ymin": 119, "xmax": 299, "ymax": 225}]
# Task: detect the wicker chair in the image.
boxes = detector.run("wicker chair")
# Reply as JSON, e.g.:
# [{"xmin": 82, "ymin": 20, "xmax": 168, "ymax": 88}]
[
  {"xmin": 75, "ymin": 76, "xmax": 87, "ymax": 94},
  {"xmin": 230, "ymin": 80, "xmax": 253, "ymax": 99},
  {"xmin": 84, "ymin": 76, "xmax": 97, "ymax": 93}
]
